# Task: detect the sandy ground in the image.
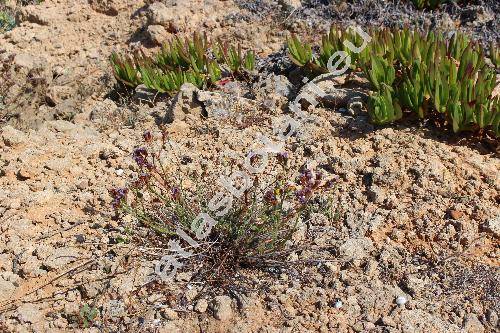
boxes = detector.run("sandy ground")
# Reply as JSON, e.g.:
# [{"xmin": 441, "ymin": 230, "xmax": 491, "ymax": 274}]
[{"xmin": 0, "ymin": 0, "xmax": 499, "ymax": 332}]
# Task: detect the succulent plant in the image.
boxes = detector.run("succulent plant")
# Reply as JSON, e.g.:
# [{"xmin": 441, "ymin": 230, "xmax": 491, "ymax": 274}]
[
  {"xmin": 0, "ymin": 10, "xmax": 15, "ymax": 33},
  {"xmin": 213, "ymin": 40, "xmax": 255, "ymax": 72},
  {"xmin": 110, "ymin": 53, "xmax": 141, "ymax": 88},
  {"xmin": 156, "ymin": 33, "xmax": 208, "ymax": 71},
  {"xmin": 287, "ymin": 26, "xmax": 499, "ymax": 136},
  {"xmin": 368, "ymin": 84, "xmax": 403, "ymax": 125},
  {"xmin": 363, "ymin": 55, "xmax": 396, "ymax": 92},
  {"xmin": 140, "ymin": 66, "xmax": 204, "ymax": 94},
  {"xmin": 110, "ymin": 33, "xmax": 255, "ymax": 94},
  {"xmin": 287, "ymin": 34, "xmax": 313, "ymax": 67},
  {"xmin": 490, "ymin": 41, "xmax": 500, "ymax": 68}
]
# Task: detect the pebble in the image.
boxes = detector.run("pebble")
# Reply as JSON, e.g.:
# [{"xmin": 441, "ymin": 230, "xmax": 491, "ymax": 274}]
[
  {"xmin": 333, "ymin": 300, "xmax": 343, "ymax": 309},
  {"xmin": 194, "ymin": 299, "xmax": 208, "ymax": 313},
  {"xmin": 212, "ymin": 296, "xmax": 233, "ymax": 320},
  {"xmin": 115, "ymin": 169, "xmax": 124, "ymax": 176},
  {"xmin": 396, "ymin": 296, "xmax": 408, "ymax": 306}
]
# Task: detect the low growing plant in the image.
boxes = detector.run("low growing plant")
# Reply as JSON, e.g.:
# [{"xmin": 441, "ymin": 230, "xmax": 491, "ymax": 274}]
[
  {"xmin": 287, "ymin": 26, "xmax": 500, "ymax": 137},
  {"xmin": 111, "ymin": 130, "xmax": 334, "ymax": 284},
  {"xmin": 0, "ymin": 10, "xmax": 15, "ymax": 33},
  {"xmin": 110, "ymin": 33, "xmax": 255, "ymax": 96},
  {"xmin": 410, "ymin": 0, "xmax": 447, "ymax": 10},
  {"xmin": 490, "ymin": 41, "xmax": 500, "ymax": 69}
]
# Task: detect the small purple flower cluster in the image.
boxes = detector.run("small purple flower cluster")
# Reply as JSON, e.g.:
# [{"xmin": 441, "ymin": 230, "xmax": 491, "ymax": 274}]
[
  {"xmin": 171, "ymin": 187, "xmax": 180, "ymax": 200},
  {"xmin": 294, "ymin": 169, "xmax": 323, "ymax": 204},
  {"xmin": 110, "ymin": 188, "xmax": 128, "ymax": 208},
  {"xmin": 133, "ymin": 147, "xmax": 153, "ymax": 170}
]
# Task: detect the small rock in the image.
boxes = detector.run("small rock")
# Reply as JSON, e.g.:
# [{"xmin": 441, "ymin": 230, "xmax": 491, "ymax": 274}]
[
  {"xmin": 43, "ymin": 248, "xmax": 79, "ymax": 270},
  {"xmin": 278, "ymin": 0, "xmax": 302, "ymax": 11},
  {"xmin": 16, "ymin": 303, "xmax": 43, "ymax": 324},
  {"xmin": 147, "ymin": 2, "xmax": 182, "ymax": 31},
  {"xmin": 450, "ymin": 209, "xmax": 464, "ymax": 220},
  {"xmin": 88, "ymin": 0, "xmax": 123, "ymax": 16},
  {"xmin": 381, "ymin": 315, "xmax": 397, "ymax": 327},
  {"xmin": 45, "ymin": 85, "xmax": 73, "ymax": 106},
  {"xmin": 485, "ymin": 309, "xmax": 498, "ymax": 327},
  {"xmin": 147, "ymin": 24, "xmax": 170, "ymax": 45},
  {"xmin": 165, "ymin": 83, "xmax": 203, "ymax": 122},
  {"xmin": 339, "ymin": 237, "xmax": 374, "ymax": 260},
  {"xmin": 1, "ymin": 125, "xmax": 27, "ymax": 147},
  {"xmin": 161, "ymin": 308, "xmax": 178, "ymax": 320},
  {"xmin": 19, "ymin": 5, "xmax": 58, "ymax": 26},
  {"xmin": 463, "ymin": 313, "xmax": 485, "ymax": 333},
  {"xmin": 75, "ymin": 235, "xmax": 85, "ymax": 244},
  {"xmin": 396, "ymin": 295, "xmax": 408, "ymax": 306},
  {"xmin": 483, "ymin": 215, "xmax": 500, "ymax": 237},
  {"xmin": 333, "ymin": 300, "xmax": 343, "ymax": 309},
  {"xmin": 76, "ymin": 179, "xmax": 89, "ymax": 190},
  {"xmin": 212, "ymin": 295, "xmax": 233, "ymax": 321},
  {"xmin": 305, "ymin": 73, "xmax": 369, "ymax": 109},
  {"xmin": 194, "ymin": 299, "xmax": 208, "ymax": 313},
  {"xmin": 90, "ymin": 99, "xmax": 118, "ymax": 121},
  {"xmin": 133, "ymin": 85, "xmax": 157, "ymax": 104},
  {"xmin": 103, "ymin": 300, "xmax": 124, "ymax": 318}
]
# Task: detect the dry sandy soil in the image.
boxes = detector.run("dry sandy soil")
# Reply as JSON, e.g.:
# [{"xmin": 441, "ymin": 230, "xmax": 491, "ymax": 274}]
[{"xmin": 0, "ymin": 0, "xmax": 499, "ymax": 332}]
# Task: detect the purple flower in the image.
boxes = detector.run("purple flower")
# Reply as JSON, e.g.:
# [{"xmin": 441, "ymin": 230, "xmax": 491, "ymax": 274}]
[
  {"xmin": 298, "ymin": 168, "xmax": 314, "ymax": 185},
  {"xmin": 133, "ymin": 147, "xmax": 152, "ymax": 169},
  {"xmin": 264, "ymin": 190, "xmax": 277, "ymax": 205},
  {"xmin": 324, "ymin": 179, "xmax": 335, "ymax": 189},
  {"xmin": 110, "ymin": 188, "xmax": 128, "ymax": 208},
  {"xmin": 171, "ymin": 187, "xmax": 180, "ymax": 200},
  {"xmin": 295, "ymin": 189, "xmax": 307, "ymax": 204},
  {"xmin": 133, "ymin": 172, "xmax": 151, "ymax": 189}
]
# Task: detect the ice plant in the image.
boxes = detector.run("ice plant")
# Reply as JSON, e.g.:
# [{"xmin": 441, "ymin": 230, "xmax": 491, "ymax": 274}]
[
  {"xmin": 287, "ymin": 26, "xmax": 500, "ymax": 137},
  {"xmin": 110, "ymin": 32, "xmax": 255, "ymax": 94}
]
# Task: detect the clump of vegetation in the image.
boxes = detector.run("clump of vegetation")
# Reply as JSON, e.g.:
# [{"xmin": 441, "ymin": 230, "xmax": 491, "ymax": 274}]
[
  {"xmin": 410, "ymin": 0, "xmax": 447, "ymax": 10},
  {"xmin": 110, "ymin": 33, "xmax": 255, "ymax": 95},
  {"xmin": 490, "ymin": 41, "xmax": 500, "ymax": 69},
  {"xmin": 79, "ymin": 304, "xmax": 99, "ymax": 328},
  {"xmin": 288, "ymin": 27, "xmax": 499, "ymax": 138},
  {"xmin": 111, "ymin": 130, "xmax": 333, "ymax": 284},
  {"xmin": 1, "ymin": 0, "xmax": 45, "ymax": 33},
  {"xmin": 0, "ymin": 8, "xmax": 15, "ymax": 33}
]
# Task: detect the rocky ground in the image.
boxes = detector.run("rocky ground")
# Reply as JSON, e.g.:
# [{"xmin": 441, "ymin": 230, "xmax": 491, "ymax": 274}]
[{"xmin": 0, "ymin": 0, "xmax": 499, "ymax": 332}]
